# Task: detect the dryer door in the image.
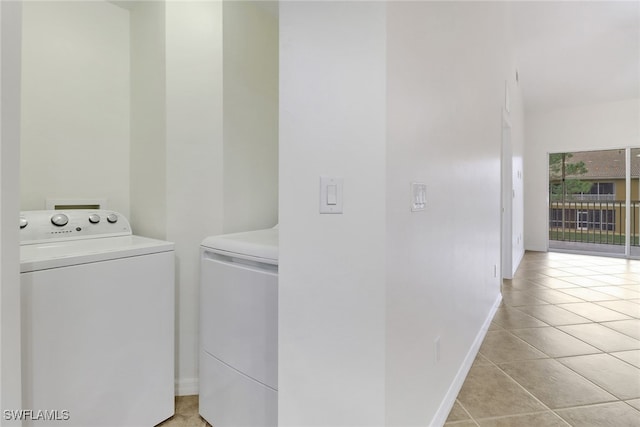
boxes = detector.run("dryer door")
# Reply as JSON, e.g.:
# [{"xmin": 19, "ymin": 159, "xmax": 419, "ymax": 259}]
[{"xmin": 200, "ymin": 249, "xmax": 278, "ymax": 389}]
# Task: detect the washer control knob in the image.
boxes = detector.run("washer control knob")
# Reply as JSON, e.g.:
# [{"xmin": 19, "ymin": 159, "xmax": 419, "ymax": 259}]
[
  {"xmin": 88, "ymin": 214, "xmax": 101, "ymax": 224},
  {"xmin": 106, "ymin": 213, "xmax": 118, "ymax": 224},
  {"xmin": 51, "ymin": 213, "xmax": 69, "ymax": 227},
  {"xmin": 19, "ymin": 217, "xmax": 28, "ymax": 229}
]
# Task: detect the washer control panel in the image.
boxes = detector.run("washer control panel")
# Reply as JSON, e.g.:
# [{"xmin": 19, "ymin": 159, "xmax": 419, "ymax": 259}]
[{"xmin": 20, "ymin": 210, "xmax": 132, "ymax": 244}]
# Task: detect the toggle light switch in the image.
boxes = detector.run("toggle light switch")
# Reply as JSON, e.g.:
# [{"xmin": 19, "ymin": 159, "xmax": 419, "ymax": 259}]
[
  {"xmin": 411, "ymin": 182, "xmax": 427, "ymax": 212},
  {"xmin": 327, "ymin": 185, "xmax": 338, "ymax": 205},
  {"xmin": 320, "ymin": 176, "xmax": 343, "ymax": 214}
]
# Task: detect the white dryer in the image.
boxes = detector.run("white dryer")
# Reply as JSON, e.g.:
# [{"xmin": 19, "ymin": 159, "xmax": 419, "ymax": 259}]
[
  {"xmin": 199, "ymin": 227, "xmax": 278, "ymax": 427},
  {"xmin": 20, "ymin": 210, "xmax": 175, "ymax": 427}
]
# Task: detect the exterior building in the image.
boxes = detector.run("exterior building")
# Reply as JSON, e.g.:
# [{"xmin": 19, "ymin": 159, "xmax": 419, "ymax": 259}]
[{"xmin": 549, "ymin": 150, "xmax": 640, "ymax": 246}]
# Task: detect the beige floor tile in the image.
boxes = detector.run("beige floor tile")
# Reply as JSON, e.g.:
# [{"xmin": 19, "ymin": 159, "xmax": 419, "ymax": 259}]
[
  {"xmin": 498, "ymin": 359, "xmax": 616, "ymax": 409},
  {"xmin": 456, "ymin": 365, "xmax": 546, "ymax": 419},
  {"xmin": 596, "ymin": 300, "xmax": 640, "ymax": 318},
  {"xmin": 479, "ymin": 331, "xmax": 547, "ymax": 363},
  {"xmin": 556, "ymin": 302, "xmax": 632, "ymax": 322},
  {"xmin": 559, "ymin": 323, "xmax": 640, "ymax": 352},
  {"xmin": 540, "ymin": 268, "xmax": 576, "ymax": 277},
  {"xmin": 591, "ymin": 286, "xmax": 640, "ymax": 299},
  {"xmin": 529, "ymin": 277, "xmax": 577, "ymax": 289},
  {"xmin": 504, "ymin": 279, "xmax": 547, "ymax": 292},
  {"xmin": 626, "ymin": 398, "xmax": 640, "ymax": 411},
  {"xmin": 515, "ymin": 271, "xmax": 551, "ymax": 281},
  {"xmin": 611, "ymin": 350, "xmax": 640, "ymax": 368},
  {"xmin": 446, "ymin": 401, "xmax": 471, "ymax": 423},
  {"xmin": 601, "ymin": 319, "xmax": 640, "ymax": 340},
  {"xmin": 526, "ymin": 289, "xmax": 583, "ymax": 304},
  {"xmin": 517, "ymin": 305, "xmax": 591, "ymax": 326},
  {"xmin": 501, "ymin": 290, "xmax": 549, "ymax": 307},
  {"xmin": 558, "ymin": 353, "xmax": 640, "ymax": 400},
  {"xmin": 555, "ymin": 401, "xmax": 640, "ymax": 427},
  {"xmin": 175, "ymin": 395, "xmax": 198, "ymax": 415},
  {"xmin": 491, "ymin": 307, "xmax": 548, "ymax": 330},
  {"xmin": 473, "ymin": 352, "xmax": 493, "ymax": 367},
  {"xmin": 157, "ymin": 414, "xmax": 211, "ymax": 427},
  {"xmin": 560, "ymin": 287, "xmax": 617, "ymax": 302},
  {"xmin": 157, "ymin": 396, "xmax": 211, "ymax": 427},
  {"xmin": 557, "ymin": 267, "xmax": 602, "ymax": 276},
  {"xmin": 156, "ymin": 414, "xmax": 188, "ymax": 427},
  {"xmin": 511, "ymin": 327, "xmax": 600, "ymax": 358},
  {"xmin": 456, "ymin": 253, "xmax": 640, "ymax": 423},
  {"xmin": 542, "ymin": 261, "xmax": 574, "ymax": 268},
  {"xmin": 590, "ymin": 275, "xmax": 638, "ymax": 286},
  {"xmin": 588, "ymin": 265, "xmax": 633, "ymax": 274},
  {"xmin": 476, "ymin": 411, "xmax": 570, "ymax": 427},
  {"xmin": 444, "ymin": 421, "xmax": 479, "ymax": 426},
  {"xmin": 488, "ymin": 322, "xmax": 503, "ymax": 331},
  {"xmin": 560, "ymin": 276, "xmax": 610, "ymax": 287}
]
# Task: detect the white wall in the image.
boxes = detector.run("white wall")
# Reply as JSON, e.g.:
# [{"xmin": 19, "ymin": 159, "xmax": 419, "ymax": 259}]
[
  {"xmin": 129, "ymin": 0, "xmax": 166, "ymax": 240},
  {"xmin": 386, "ymin": 2, "xmax": 512, "ymax": 424},
  {"xmin": 20, "ymin": 1, "xmax": 130, "ymax": 215},
  {"xmin": 1, "ymin": 1, "xmax": 23, "ymax": 422},
  {"xmin": 524, "ymin": 98, "xmax": 640, "ymax": 251},
  {"xmin": 279, "ymin": 2, "xmax": 387, "ymax": 425},
  {"xmin": 223, "ymin": 1, "xmax": 278, "ymax": 233},
  {"xmin": 280, "ymin": 1, "xmax": 522, "ymax": 425},
  {"xmin": 165, "ymin": 0, "xmax": 224, "ymax": 395},
  {"xmin": 165, "ymin": 0, "xmax": 279, "ymax": 393}
]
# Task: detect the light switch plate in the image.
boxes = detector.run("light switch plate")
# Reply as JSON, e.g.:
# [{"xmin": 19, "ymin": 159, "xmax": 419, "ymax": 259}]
[
  {"xmin": 320, "ymin": 176, "xmax": 343, "ymax": 214},
  {"xmin": 411, "ymin": 182, "xmax": 427, "ymax": 212}
]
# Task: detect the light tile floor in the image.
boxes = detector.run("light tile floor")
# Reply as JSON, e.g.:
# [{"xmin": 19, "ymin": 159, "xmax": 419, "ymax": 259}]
[
  {"xmin": 446, "ymin": 251, "xmax": 640, "ymax": 426},
  {"xmin": 156, "ymin": 396, "xmax": 211, "ymax": 427},
  {"xmin": 158, "ymin": 251, "xmax": 640, "ymax": 427}
]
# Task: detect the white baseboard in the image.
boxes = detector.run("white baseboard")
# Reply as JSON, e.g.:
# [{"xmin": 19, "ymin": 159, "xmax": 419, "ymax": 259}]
[
  {"xmin": 429, "ymin": 293, "xmax": 502, "ymax": 427},
  {"xmin": 175, "ymin": 377, "xmax": 199, "ymax": 396}
]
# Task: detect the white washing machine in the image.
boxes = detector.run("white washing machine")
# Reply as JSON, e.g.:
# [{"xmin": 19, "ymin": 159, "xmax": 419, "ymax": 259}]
[
  {"xmin": 199, "ymin": 227, "xmax": 278, "ymax": 427},
  {"xmin": 20, "ymin": 210, "xmax": 175, "ymax": 427}
]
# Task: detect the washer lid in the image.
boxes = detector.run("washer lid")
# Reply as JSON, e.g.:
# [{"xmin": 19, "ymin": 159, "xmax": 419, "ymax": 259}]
[
  {"xmin": 201, "ymin": 228, "xmax": 278, "ymax": 263},
  {"xmin": 20, "ymin": 235, "xmax": 174, "ymax": 273}
]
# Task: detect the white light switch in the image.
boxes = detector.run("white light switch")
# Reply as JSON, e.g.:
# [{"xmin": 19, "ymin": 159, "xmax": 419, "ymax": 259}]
[
  {"xmin": 327, "ymin": 185, "xmax": 338, "ymax": 205},
  {"xmin": 320, "ymin": 176, "xmax": 343, "ymax": 214}
]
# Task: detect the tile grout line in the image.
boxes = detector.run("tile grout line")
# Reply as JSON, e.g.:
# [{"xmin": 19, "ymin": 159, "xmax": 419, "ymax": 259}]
[
  {"xmin": 449, "ymin": 399, "xmax": 478, "ymax": 426},
  {"xmin": 499, "ymin": 294, "xmax": 634, "ymax": 404},
  {"xmin": 448, "ymin": 252, "xmax": 640, "ymax": 425},
  {"xmin": 474, "ymin": 350, "xmax": 558, "ymax": 422},
  {"xmin": 492, "ymin": 286, "xmax": 634, "ymax": 423}
]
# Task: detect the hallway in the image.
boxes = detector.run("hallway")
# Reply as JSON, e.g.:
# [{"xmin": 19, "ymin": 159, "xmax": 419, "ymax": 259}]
[{"xmin": 446, "ymin": 251, "xmax": 640, "ymax": 426}]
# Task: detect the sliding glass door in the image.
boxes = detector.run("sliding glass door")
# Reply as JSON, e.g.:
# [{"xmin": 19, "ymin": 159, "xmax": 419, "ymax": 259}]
[
  {"xmin": 548, "ymin": 147, "xmax": 640, "ymax": 259},
  {"xmin": 631, "ymin": 148, "xmax": 640, "ymax": 258}
]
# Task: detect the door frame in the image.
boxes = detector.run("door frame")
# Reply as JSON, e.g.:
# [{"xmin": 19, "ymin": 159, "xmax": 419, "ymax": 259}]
[{"xmin": 501, "ymin": 109, "xmax": 513, "ymax": 279}]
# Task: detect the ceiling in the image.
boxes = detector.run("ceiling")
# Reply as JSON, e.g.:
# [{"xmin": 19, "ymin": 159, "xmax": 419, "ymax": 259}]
[{"xmin": 511, "ymin": 1, "xmax": 640, "ymax": 112}]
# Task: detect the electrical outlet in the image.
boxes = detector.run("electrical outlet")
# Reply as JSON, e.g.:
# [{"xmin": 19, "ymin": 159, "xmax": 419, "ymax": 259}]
[
  {"xmin": 434, "ymin": 336, "xmax": 441, "ymax": 363},
  {"xmin": 493, "ymin": 264, "xmax": 497, "ymax": 278}
]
